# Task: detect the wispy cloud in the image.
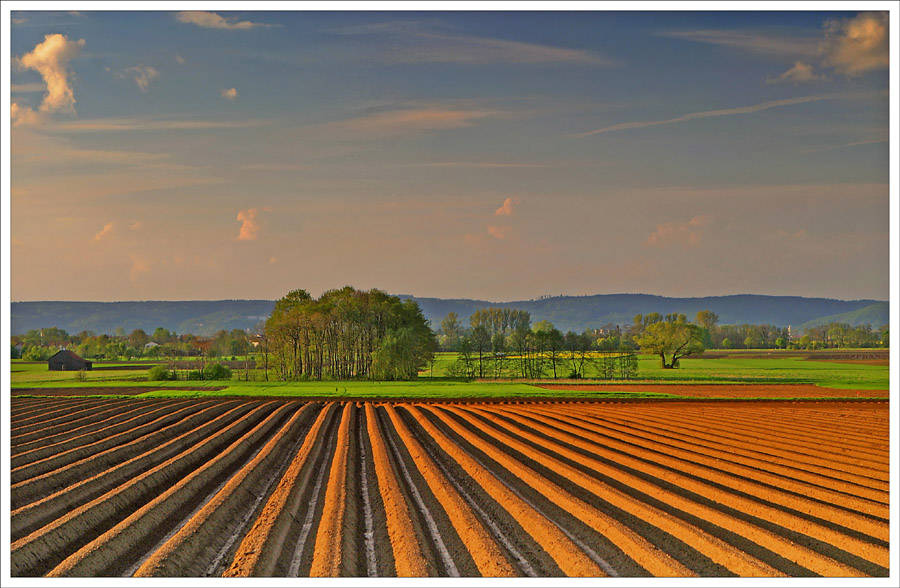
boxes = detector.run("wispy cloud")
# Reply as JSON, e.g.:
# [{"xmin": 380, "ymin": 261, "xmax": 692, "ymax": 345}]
[
  {"xmin": 46, "ymin": 117, "xmax": 268, "ymax": 133},
  {"xmin": 176, "ymin": 11, "xmax": 270, "ymax": 30},
  {"xmin": 121, "ymin": 65, "xmax": 160, "ymax": 91},
  {"xmin": 766, "ymin": 61, "xmax": 826, "ymax": 85},
  {"xmin": 313, "ymin": 104, "xmax": 501, "ymax": 140},
  {"xmin": 221, "ymin": 87, "xmax": 238, "ymax": 101},
  {"xmin": 803, "ymin": 137, "xmax": 888, "ymax": 154},
  {"xmin": 577, "ymin": 92, "xmax": 863, "ymax": 137},
  {"xmin": 92, "ymin": 222, "xmax": 114, "ymax": 242},
  {"xmin": 11, "ymin": 34, "xmax": 85, "ymax": 126},
  {"xmin": 646, "ymin": 214, "xmax": 713, "ymax": 249},
  {"xmin": 495, "ymin": 196, "xmax": 521, "ymax": 216},
  {"xmin": 334, "ymin": 21, "xmax": 618, "ymax": 66},
  {"xmin": 659, "ymin": 29, "xmax": 820, "ymax": 59}
]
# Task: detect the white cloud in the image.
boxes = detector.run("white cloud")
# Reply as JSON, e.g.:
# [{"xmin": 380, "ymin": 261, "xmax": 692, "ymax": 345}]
[
  {"xmin": 495, "ymin": 197, "xmax": 521, "ymax": 216},
  {"xmin": 92, "ymin": 222, "xmax": 114, "ymax": 242},
  {"xmin": 766, "ymin": 61, "xmax": 826, "ymax": 85},
  {"xmin": 236, "ymin": 208, "xmax": 261, "ymax": 241},
  {"xmin": 122, "ymin": 66, "xmax": 160, "ymax": 91},
  {"xmin": 487, "ymin": 225, "xmax": 511, "ymax": 239},
  {"xmin": 174, "ymin": 54, "xmax": 186, "ymax": 65},
  {"xmin": 578, "ymin": 92, "xmax": 864, "ymax": 137},
  {"xmin": 11, "ymin": 34, "xmax": 85, "ymax": 126},
  {"xmin": 646, "ymin": 214, "xmax": 713, "ymax": 249},
  {"xmin": 221, "ymin": 87, "xmax": 238, "ymax": 101},
  {"xmin": 176, "ymin": 11, "xmax": 268, "ymax": 30},
  {"xmin": 820, "ymin": 12, "xmax": 889, "ymax": 76}
]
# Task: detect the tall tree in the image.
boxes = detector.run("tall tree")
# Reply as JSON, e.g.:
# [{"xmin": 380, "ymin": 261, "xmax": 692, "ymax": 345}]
[{"xmin": 635, "ymin": 315, "xmax": 705, "ymax": 368}]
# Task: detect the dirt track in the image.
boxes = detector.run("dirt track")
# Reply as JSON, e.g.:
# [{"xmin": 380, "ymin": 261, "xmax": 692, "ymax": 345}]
[
  {"xmin": 534, "ymin": 383, "xmax": 889, "ymax": 398},
  {"xmin": 10, "ymin": 397, "xmax": 889, "ymax": 578}
]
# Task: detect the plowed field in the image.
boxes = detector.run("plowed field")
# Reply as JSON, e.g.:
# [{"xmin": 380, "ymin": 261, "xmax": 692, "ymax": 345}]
[{"xmin": 9, "ymin": 397, "xmax": 889, "ymax": 578}]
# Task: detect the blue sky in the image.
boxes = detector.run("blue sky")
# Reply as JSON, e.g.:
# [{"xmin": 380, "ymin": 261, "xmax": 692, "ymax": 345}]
[{"xmin": 6, "ymin": 6, "xmax": 894, "ymax": 302}]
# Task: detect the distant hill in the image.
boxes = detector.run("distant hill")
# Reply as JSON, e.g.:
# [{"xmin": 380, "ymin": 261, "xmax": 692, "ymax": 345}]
[
  {"xmin": 10, "ymin": 294, "xmax": 886, "ymax": 337},
  {"xmin": 797, "ymin": 302, "xmax": 890, "ymax": 331},
  {"xmin": 10, "ymin": 300, "xmax": 275, "ymax": 337}
]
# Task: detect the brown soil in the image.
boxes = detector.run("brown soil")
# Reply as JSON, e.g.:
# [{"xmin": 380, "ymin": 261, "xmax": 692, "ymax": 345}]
[
  {"xmin": 479, "ymin": 405, "xmax": 875, "ymax": 576},
  {"xmin": 10, "ymin": 397, "xmax": 889, "ymax": 578},
  {"xmin": 534, "ymin": 383, "xmax": 888, "ymax": 398},
  {"xmin": 13, "ymin": 386, "xmax": 227, "ymax": 397}
]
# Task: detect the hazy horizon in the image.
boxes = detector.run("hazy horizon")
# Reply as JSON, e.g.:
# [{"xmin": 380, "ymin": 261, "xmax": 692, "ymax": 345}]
[
  {"xmin": 7, "ymin": 9, "xmax": 891, "ymax": 302},
  {"xmin": 10, "ymin": 290, "xmax": 889, "ymax": 305}
]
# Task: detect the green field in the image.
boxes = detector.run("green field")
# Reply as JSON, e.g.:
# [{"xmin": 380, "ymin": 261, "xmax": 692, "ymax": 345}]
[{"xmin": 9, "ymin": 351, "xmax": 889, "ymax": 400}]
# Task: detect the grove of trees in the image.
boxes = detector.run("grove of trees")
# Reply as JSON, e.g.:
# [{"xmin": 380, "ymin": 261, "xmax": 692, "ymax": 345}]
[{"xmin": 263, "ymin": 287, "xmax": 436, "ymax": 381}]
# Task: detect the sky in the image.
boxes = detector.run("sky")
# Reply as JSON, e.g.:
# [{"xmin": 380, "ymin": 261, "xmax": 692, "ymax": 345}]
[{"xmin": 4, "ymin": 4, "xmax": 896, "ymax": 303}]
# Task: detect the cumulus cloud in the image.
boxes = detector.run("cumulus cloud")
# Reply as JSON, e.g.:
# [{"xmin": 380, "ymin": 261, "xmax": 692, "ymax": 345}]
[
  {"xmin": 646, "ymin": 214, "xmax": 713, "ymax": 249},
  {"xmin": 129, "ymin": 254, "xmax": 151, "ymax": 285},
  {"xmin": 487, "ymin": 225, "xmax": 511, "ymax": 239},
  {"xmin": 11, "ymin": 34, "xmax": 85, "ymax": 126},
  {"xmin": 92, "ymin": 222, "xmax": 114, "ymax": 242},
  {"xmin": 236, "ymin": 208, "xmax": 261, "ymax": 241},
  {"xmin": 495, "ymin": 196, "xmax": 521, "ymax": 216},
  {"xmin": 122, "ymin": 66, "xmax": 160, "ymax": 91},
  {"xmin": 176, "ymin": 11, "xmax": 268, "ymax": 29},
  {"xmin": 766, "ymin": 61, "xmax": 826, "ymax": 85},
  {"xmin": 820, "ymin": 12, "xmax": 889, "ymax": 76},
  {"xmin": 174, "ymin": 54, "xmax": 186, "ymax": 65},
  {"xmin": 221, "ymin": 87, "xmax": 238, "ymax": 101}
]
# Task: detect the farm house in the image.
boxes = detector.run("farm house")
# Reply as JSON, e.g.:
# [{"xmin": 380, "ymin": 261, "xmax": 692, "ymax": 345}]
[{"xmin": 47, "ymin": 349, "xmax": 92, "ymax": 371}]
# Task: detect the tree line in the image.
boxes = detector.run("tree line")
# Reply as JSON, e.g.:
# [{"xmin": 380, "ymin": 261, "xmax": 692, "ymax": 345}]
[
  {"xmin": 439, "ymin": 308, "xmax": 639, "ymax": 380},
  {"xmin": 10, "ymin": 326, "xmax": 253, "ymax": 362}
]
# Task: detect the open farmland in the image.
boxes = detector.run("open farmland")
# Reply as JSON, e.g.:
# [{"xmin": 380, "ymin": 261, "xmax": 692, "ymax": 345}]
[{"xmin": 9, "ymin": 397, "xmax": 889, "ymax": 578}]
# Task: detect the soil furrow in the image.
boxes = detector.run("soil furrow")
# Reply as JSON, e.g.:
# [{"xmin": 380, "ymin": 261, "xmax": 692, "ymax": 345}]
[
  {"xmin": 46, "ymin": 402, "xmax": 297, "ymax": 576},
  {"xmin": 10, "ymin": 401, "xmax": 224, "ymax": 485},
  {"xmin": 480, "ymin": 405, "xmax": 867, "ymax": 577},
  {"xmin": 132, "ymin": 401, "xmax": 320, "ymax": 577},
  {"xmin": 573, "ymin": 407, "xmax": 889, "ymax": 494},
  {"xmin": 543, "ymin": 406, "xmax": 889, "ymax": 520},
  {"xmin": 223, "ymin": 403, "xmax": 337, "ymax": 577},
  {"xmin": 388, "ymin": 404, "xmax": 605, "ymax": 577},
  {"xmin": 10, "ymin": 400, "xmax": 247, "ymax": 513},
  {"xmin": 518, "ymin": 406, "xmax": 889, "ymax": 544},
  {"xmin": 599, "ymin": 405, "xmax": 889, "ymax": 479},
  {"xmin": 309, "ymin": 403, "xmax": 354, "ymax": 576},
  {"xmin": 441, "ymin": 404, "xmax": 780, "ymax": 577},
  {"xmin": 11, "ymin": 399, "xmax": 130, "ymax": 433},
  {"xmin": 360, "ymin": 403, "xmax": 428, "ymax": 577},
  {"xmin": 11, "ymin": 400, "xmax": 200, "ymax": 468},
  {"xmin": 623, "ymin": 406, "xmax": 889, "ymax": 467},
  {"xmin": 9, "ymin": 402, "xmax": 280, "ymax": 577}
]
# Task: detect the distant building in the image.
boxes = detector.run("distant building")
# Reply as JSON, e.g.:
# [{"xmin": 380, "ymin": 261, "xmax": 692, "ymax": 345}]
[
  {"xmin": 48, "ymin": 349, "xmax": 92, "ymax": 371},
  {"xmin": 144, "ymin": 341, "xmax": 160, "ymax": 349}
]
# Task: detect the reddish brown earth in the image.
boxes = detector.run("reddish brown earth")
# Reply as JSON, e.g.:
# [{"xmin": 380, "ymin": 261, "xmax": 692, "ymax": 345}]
[
  {"xmin": 9, "ymin": 397, "xmax": 889, "ymax": 578},
  {"xmin": 534, "ymin": 383, "xmax": 888, "ymax": 398},
  {"xmin": 13, "ymin": 386, "xmax": 227, "ymax": 397}
]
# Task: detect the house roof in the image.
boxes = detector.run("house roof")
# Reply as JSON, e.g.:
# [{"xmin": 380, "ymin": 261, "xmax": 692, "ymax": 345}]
[{"xmin": 49, "ymin": 349, "xmax": 89, "ymax": 362}]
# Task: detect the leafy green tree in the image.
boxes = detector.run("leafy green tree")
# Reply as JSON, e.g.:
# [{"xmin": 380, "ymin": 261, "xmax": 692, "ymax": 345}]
[
  {"xmin": 203, "ymin": 362, "xmax": 233, "ymax": 381},
  {"xmin": 440, "ymin": 312, "xmax": 464, "ymax": 350},
  {"xmin": 635, "ymin": 316, "xmax": 705, "ymax": 369},
  {"xmin": 148, "ymin": 365, "xmax": 176, "ymax": 381}
]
